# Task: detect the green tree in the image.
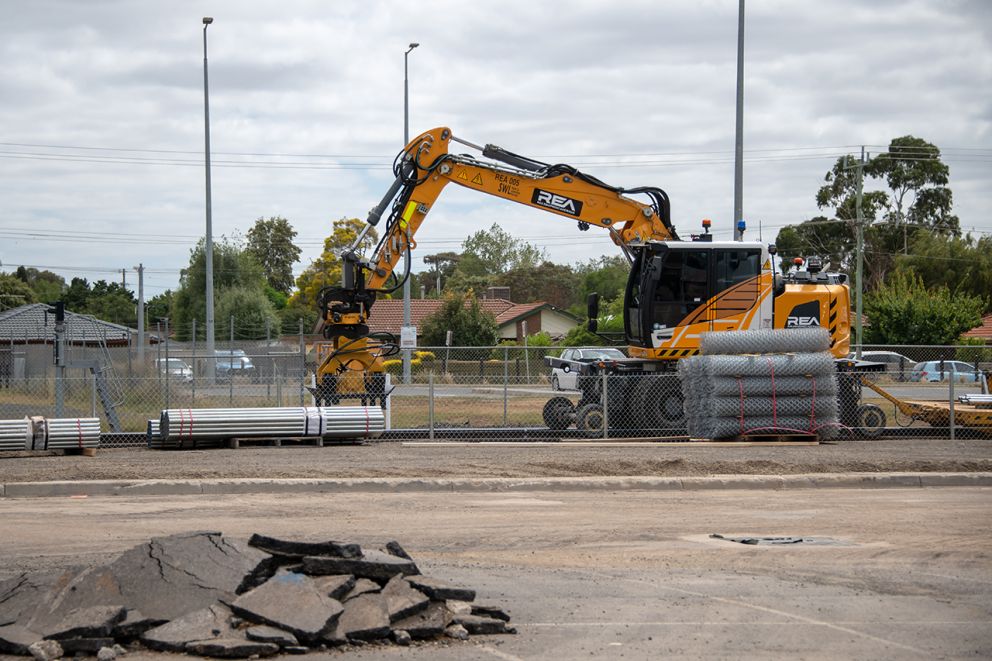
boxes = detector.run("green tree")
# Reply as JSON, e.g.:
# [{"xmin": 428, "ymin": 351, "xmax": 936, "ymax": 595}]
[
  {"xmin": 495, "ymin": 261, "xmax": 580, "ymax": 308},
  {"xmin": 560, "ymin": 325, "xmax": 606, "ymax": 347},
  {"xmin": 291, "ymin": 218, "xmax": 378, "ymax": 311},
  {"xmin": 14, "ymin": 267, "xmax": 64, "ymax": 302},
  {"xmin": 775, "ymin": 136, "xmax": 958, "ymax": 289},
  {"xmin": 863, "ymin": 272, "xmax": 984, "ymax": 345},
  {"xmin": 420, "ymin": 291, "xmax": 498, "ymax": 350},
  {"xmin": 85, "ymin": 280, "xmax": 136, "ymax": 325},
  {"xmin": 0, "ymin": 273, "xmax": 36, "ymax": 310},
  {"xmin": 418, "ymin": 251, "xmax": 461, "ymax": 297},
  {"xmin": 63, "ymin": 277, "xmax": 92, "ymax": 311},
  {"xmin": 279, "ymin": 302, "xmax": 320, "ymax": 336},
  {"xmin": 171, "ymin": 237, "xmax": 267, "ymax": 340},
  {"xmin": 246, "ymin": 216, "xmax": 302, "ymax": 295},
  {"xmin": 215, "ymin": 286, "xmax": 280, "ymax": 340},
  {"xmin": 576, "ymin": 255, "xmax": 629, "ymax": 304},
  {"xmin": 146, "ymin": 291, "xmax": 173, "ymax": 323},
  {"xmin": 461, "ymin": 223, "xmax": 545, "ymax": 274},
  {"xmin": 893, "ymin": 233, "xmax": 992, "ymax": 311}
]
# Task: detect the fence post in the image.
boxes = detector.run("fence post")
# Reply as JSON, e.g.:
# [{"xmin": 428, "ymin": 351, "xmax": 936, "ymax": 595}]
[
  {"xmin": 428, "ymin": 371, "xmax": 435, "ymax": 441},
  {"xmin": 602, "ymin": 370, "xmax": 609, "ymax": 440},
  {"xmin": 191, "ymin": 318, "xmax": 197, "ymax": 405},
  {"xmin": 298, "ymin": 318, "xmax": 305, "ymax": 406},
  {"xmin": 91, "ymin": 371, "xmax": 97, "ymax": 418},
  {"xmin": 164, "ymin": 318, "xmax": 170, "ymax": 411},
  {"xmin": 156, "ymin": 321, "xmax": 162, "ymax": 387},
  {"xmin": 949, "ymin": 371, "xmax": 955, "ymax": 441},
  {"xmin": 503, "ymin": 346, "xmax": 509, "ymax": 427},
  {"xmin": 265, "ymin": 317, "xmax": 272, "ymax": 399},
  {"xmin": 229, "ymin": 316, "xmax": 235, "ymax": 407}
]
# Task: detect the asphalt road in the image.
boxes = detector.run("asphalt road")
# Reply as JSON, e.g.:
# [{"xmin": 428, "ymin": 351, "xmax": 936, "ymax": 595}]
[{"xmin": 1, "ymin": 487, "xmax": 989, "ymax": 659}]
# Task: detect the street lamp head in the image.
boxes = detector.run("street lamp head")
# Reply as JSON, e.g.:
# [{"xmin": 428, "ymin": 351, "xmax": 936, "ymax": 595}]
[
  {"xmin": 202, "ymin": 17, "xmax": 213, "ymax": 25},
  {"xmin": 407, "ymin": 42, "xmax": 419, "ymax": 53}
]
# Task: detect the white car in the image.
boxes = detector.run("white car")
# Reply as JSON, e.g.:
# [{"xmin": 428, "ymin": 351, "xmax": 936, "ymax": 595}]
[
  {"xmin": 550, "ymin": 348, "xmax": 626, "ymax": 391},
  {"xmin": 157, "ymin": 358, "xmax": 193, "ymax": 383}
]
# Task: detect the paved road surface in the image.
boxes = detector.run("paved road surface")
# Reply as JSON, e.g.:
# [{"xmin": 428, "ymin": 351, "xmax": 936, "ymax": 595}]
[{"xmin": 1, "ymin": 487, "xmax": 989, "ymax": 659}]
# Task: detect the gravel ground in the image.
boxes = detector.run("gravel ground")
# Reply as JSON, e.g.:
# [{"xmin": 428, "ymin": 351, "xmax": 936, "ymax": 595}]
[{"xmin": 1, "ymin": 438, "xmax": 990, "ymax": 482}]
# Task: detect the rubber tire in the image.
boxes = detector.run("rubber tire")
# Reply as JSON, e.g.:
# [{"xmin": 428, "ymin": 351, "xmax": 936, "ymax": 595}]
[
  {"xmin": 551, "ymin": 375, "xmax": 560, "ymax": 391},
  {"xmin": 576, "ymin": 403, "xmax": 606, "ymax": 439},
  {"xmin": 637, "ymin": 379, "xmax": 686, "ymax": 429},
  {"xmin": 854, "ymin": 404, "xmax": 887, "ymax": 439},
  {"xmin": 543, "ymin": 396, "xmax": 576, "ymax": 430}
]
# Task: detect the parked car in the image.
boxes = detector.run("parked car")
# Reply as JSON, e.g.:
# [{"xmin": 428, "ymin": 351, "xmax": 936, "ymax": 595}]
[
  {"xmin": 214, "ymin": 350, "xmax": 257, "ymax": 382},
  {"xmin": 156, "ymin": 358, "xmax": 193, "ymax": 383},
  {"xmin": 910, "ymin": 360, "xmax": 982, "ymax": 383},
  {"xmin": 852, "ymin": 351, "xmax": 916, "ymax": 381},
  {"xmin": 550, "ymin": 348, "xmax": 626, "ymax": 391}
]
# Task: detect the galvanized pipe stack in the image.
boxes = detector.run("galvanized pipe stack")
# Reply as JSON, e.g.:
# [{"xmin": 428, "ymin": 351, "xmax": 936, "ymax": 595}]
[
  {"xmin": 0, "ymin": 419, "xmax": 32, "ymax": 451},
  {"xmin": 0, "ymin": 417, "xmax": 101, "ymax": 451},
  {"xmin": 154, "ymin": 406, "xmax": 385, "ymax": 449}
]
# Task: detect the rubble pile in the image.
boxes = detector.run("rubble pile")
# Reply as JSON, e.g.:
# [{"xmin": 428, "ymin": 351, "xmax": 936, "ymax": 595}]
[{"xmin": 0, "ymin": 532, "xmax": 513, "ymax": 659}]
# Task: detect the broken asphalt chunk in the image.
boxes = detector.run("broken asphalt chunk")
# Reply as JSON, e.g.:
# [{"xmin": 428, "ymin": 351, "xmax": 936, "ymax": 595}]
[
  {"xmin": 0, "ymin": 623, "xmax": 42, "ymax": 655},
  {"xmin": 343, "ymin": 578, "xmax": 380, "ymax": 601},
  {"xmin": 245, "ymin": 624, "xmax": 298, "ymax": 647},
  {"xmin": 312, "ymin": 575, "xmax": 355, "ymax": 601},
  {"xmin": 407, "ymin": 575, "xmax": 476, "ymax": 602},
  {"xmin": 141, "ymin": 604, "xmax": 235, "ymax": 652},
  {"xmin": 335, "ymin": 593, "xmax": 391, "ymax": 642},
  {"xmin": 392, "ymin": 601, "xmax": 451, "ymax": 640},
  {"xmin": 382, "ymin": 575, "xmax": 430, "ymax": 623},
  {"xmin": 302, "ymin": 549, "xmax": 418, "ymax": 581},
  {"xmin": 185, "ymin": 637, "xmax": 280, "ymax": 658},
  {"xmin": 248, "ymin": 534, "xmax": 362, "ymax": 559},
  {"xmin": 43, "ymin": 605, "xmax": 125, "ymax": 640},
  {"xmin": 452, "ymin": 613, "xmax": 512, "ymax": 635},
  {"xmin": 228, "ymin": 569, "xmax": 343, "ymax": 644}
]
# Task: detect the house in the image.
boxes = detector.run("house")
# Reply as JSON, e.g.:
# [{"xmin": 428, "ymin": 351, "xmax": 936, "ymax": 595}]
[
  {"xmin": 963, "ymin": 314, "xmax": 992, "ymax": 344},
  {"xmin": 357, "ymin": 298, "xmax": 579, "ymax": 344},
  {"xmin": 0, "ymin": 303, "xmax": 139, "ymax": 378}
]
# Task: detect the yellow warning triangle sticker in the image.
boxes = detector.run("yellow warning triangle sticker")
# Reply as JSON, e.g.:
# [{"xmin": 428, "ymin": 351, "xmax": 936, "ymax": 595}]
[
  {"xmin": 471, "ymin": 173, "xmax": 484, "ymax": 185},
  {"xmin": 457, "ymin": 171, "xmax": 468, "ymax": 181}
]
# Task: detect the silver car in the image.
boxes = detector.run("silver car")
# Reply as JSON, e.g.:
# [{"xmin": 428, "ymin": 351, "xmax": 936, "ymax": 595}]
[{"xmin": 550, "ymin": 348, "xmax": 626, "ymax": 391}]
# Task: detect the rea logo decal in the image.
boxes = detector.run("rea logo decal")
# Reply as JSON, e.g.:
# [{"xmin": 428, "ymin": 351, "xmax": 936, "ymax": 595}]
[
  {"xmin": 532, "ymin": 189, "xmax": 583, "ymax": 216},
  {"xmin": 785, "ymin": 301, "xmax": 821, "ymax": 328}
]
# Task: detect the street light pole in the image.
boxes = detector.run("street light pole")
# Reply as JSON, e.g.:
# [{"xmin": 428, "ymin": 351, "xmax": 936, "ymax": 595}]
[
  {"xmin": 733, "ymin": 0, "xmax": 745, "ymax": 240},
  {"xmin": 202, "ymin": 17, "xmax": 216, "ymax": 380},
  {"xmin": 402, "ymin": 42, "xmax": 419, "ymax": 385}
]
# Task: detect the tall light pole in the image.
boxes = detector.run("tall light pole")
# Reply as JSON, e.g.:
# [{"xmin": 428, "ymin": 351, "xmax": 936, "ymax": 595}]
[
  {"xmin": 733, "ymin": 0, "xmax": 745, "ymax": 240},
  {"xmin": 202, "ymin": 17, "xmax": 216, "ymax": 380},
  {"xmin": 402, "ymin": 42, "xmax": 419, "ymax": 385}
]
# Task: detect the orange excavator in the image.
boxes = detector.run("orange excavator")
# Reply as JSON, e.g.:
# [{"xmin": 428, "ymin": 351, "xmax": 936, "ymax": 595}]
[{"xmin": 313, "ymin": 127, "xmax": 852, "ymax": 432}]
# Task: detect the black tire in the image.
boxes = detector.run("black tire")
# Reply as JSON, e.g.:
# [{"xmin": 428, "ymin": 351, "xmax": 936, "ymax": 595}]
[
  {"xmin": 542, "ymin": 397, "xmax": 575, "ymax": 430},
  {"xmin": 636, "ymin": 378, "xmax": 686, "ymax": 429},
  {"xmin": 854, "ymin": 404, "xmax": 886, "ymax": 439},
  {"xmin": 576, "ymin": 403, "xmax": 605, "ymax": 439},
  {"xmin": 551, "ymin": 375, "xmax": 560, "ymax": 391}
]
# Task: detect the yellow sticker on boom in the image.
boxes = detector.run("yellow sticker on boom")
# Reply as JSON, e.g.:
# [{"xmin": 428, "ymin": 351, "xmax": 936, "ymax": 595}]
[
  {"xmin": 400, "ymin": 200, "xmax": 418, "ymax": 229},
  {"xmin": 471, "ymin": 173, "xmax": 484, "ymax": 185}
]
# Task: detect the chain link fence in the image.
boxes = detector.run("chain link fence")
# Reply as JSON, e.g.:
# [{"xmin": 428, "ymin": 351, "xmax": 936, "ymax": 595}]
[{"xmin": 1, "ymin": 342, "xmax": 989, "ymax": 446}]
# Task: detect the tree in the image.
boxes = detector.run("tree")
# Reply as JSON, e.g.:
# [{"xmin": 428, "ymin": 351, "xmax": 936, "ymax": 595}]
[
  {"xmin": 461, "ymin": 223, "xmax": 544, "ymax": 274},
  {"xmin": 0, "ymin": 273, "xmax": 36, "ymax": 311},
  {"xmin": 291, "ymin": 218, "xmax": 378, "ymax": 311},
  {"xmin": 245, "ymin": 216, "xmax": 302, "ymax": 295},
  {"xmin": 893, "ymin": 233, "xmax": 992, "ymax": 312},
  {"xmin": 171, "ymin": 237, "xmax": 267, "ymax": 340},
  {"xmin": 420, "ymin": 291, "xmax": 498, "ymax": 349},
  {"xmin": 85, "ymin": 280, "xmax": 136, "ymax": 326},
  {"xmin": 14, "ymin": 267, "xmax": 64, "ymax": 302},
  {"xmin": 418, "ymin": 251, "xmax": 461, "ymax": 297},
  {"xmin": 146, "ymin": 291, "xmax": 173, "ymax": 323},
  {"xmin": 576, "ymin": 255, "xmax": 629, "ymax": 304},
  {"xmin": 863, "ymin": 272, "xmax": 984, "ymax": 345},
  {"xmin": 495, "ymin": 261, "xmax": 580, "ymax": 309},
  {"xmin": 775, "ymin": 136, "xmax": 958, "ymax": 289},
  {"xmin": 63, "ymin": 277, "xmax": 92, "ymax": 311},
  {"xmin": 215, "ymin": 286, "xmax": 280, "ymax": 340}
]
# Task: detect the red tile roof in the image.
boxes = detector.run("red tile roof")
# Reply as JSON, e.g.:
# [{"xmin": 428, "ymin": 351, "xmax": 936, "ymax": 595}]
[
  {"xmin": 365, "ymin": 298, "xmax": 523, "ymax": 335},
  {"xmin": 963, "ymin": 314, "xmax": 992, "ymax": 340}
]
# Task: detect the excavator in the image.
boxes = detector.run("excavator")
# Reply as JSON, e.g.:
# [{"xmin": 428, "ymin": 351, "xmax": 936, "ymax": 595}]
[{"xmin": 313, "ymin": 126, "xmax": 854, "ymax": 434}]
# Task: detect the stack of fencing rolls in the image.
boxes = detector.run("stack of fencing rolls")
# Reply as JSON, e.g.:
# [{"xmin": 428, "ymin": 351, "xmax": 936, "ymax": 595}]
[
  {"xmin": 153, "ymin": 406, "xmax": 385, "ymax": 449},
  {"xmin": 679, "ymin": 328, "xmax": 840, "ymax": 439}
]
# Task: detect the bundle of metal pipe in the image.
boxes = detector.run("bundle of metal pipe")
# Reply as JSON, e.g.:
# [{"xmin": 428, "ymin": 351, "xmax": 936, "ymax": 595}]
[
  {"xmin": 146, "ymin": 420, "xmax": 161, "ymax": 447},
  {"xmin": 0, "ymin": 419, "xmax": 32, "ymax": 451},
  {"xmin": 38, "ymin": 418, "xmax": 101, "ymax": 450},
  {"xmin": 156, "ymin": 406, "xmax": 385, "ymax": 449}
]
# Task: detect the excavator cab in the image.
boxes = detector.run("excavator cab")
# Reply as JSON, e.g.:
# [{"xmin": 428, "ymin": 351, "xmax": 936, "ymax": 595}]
[{"xmin": 624, "ymin": 241, "xmax": 773, "ymax": 362}]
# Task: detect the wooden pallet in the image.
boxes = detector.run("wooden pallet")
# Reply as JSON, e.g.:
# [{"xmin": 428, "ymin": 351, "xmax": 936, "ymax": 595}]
[
  {"xmin": 226, "ymin": 436, "xmax": 367, "ymax": 449},
  {"xmin": 731, "ymin": 433, "xmax": 819, "ymax": 444}
]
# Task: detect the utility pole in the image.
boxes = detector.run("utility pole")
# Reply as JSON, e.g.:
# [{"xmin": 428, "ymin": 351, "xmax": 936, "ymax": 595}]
[
  {"xmin": 202, "ymin": 17, "xmax": 216, "ymax": 381},
  {"xmin": 733, "ymin": 0, "xmax": 745, "ymax": 240},
  {"xmin": 121, "ymin": 268, "xmax": 126, "ymax": 288},
  {"xmin": 854, "ymin": 146, "xmax": 865, "ymax": 359},
  {"xmin": 402, "ymin": 42, "xmax": 419, "ymax": 385},
  {"xmin": 134, "ymin": 263, "xmax": 145, "ymax": 361}
]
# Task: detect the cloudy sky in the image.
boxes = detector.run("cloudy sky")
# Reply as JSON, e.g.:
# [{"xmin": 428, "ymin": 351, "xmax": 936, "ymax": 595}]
[{"xmin": 1, "ymin": 0, "xmax": 989, "ymax": 299}]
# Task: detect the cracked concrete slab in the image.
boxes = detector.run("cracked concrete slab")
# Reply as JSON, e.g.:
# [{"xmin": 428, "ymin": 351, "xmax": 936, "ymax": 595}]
[
  {"xmin": 141, "ymin": 604, "xmax": 235, "ymax": 652},
  {"xmin": 228, "ymin": 569, "xmax": 343, "ymax": 644},
  {"xmin": 302, "ymin": 549, "xmax": 419, "ymax": 581}
]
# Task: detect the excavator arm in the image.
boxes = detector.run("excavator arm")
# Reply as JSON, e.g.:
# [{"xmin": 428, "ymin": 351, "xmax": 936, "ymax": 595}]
[{"xmin": 312, "ymin": 126, "xmax": 679, "ymax": 404}]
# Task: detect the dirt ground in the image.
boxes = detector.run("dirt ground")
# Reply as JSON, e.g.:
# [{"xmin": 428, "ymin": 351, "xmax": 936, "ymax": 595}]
[
  {"xmin": 1, "ymin": 438, "xmax": 990, "ymax": 483},
  {"xmin": 1, "ymin": 488, "xmax": 990, "ymax": 659}
]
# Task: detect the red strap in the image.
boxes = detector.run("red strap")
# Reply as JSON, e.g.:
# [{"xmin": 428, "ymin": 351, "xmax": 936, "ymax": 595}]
[{"xmin": 737, "ymin": 376, "xmax": 746, "ymax": 435}]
